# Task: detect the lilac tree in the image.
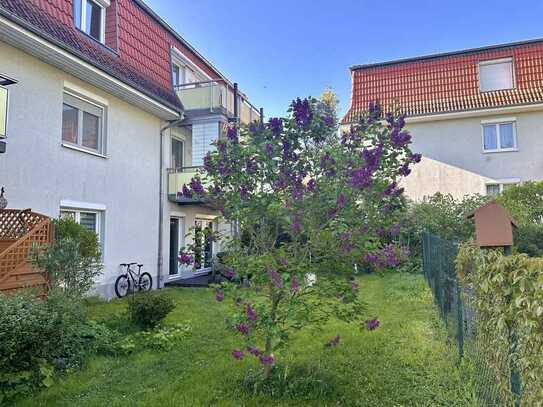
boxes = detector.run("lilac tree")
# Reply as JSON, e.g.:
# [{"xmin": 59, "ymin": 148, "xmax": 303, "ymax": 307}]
[{"xmin": 179, "ymin": 98, "xmax": 420, "ymax": 376}]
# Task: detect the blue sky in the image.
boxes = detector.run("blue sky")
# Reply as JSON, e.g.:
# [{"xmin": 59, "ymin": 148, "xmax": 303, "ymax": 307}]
[{"xmin": 146, "ymin": 0, "xmax": 543, "ymax": 118}]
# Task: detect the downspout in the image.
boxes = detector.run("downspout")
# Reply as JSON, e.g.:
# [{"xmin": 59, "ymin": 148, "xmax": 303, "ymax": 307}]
[{"xmin": 158, "ymin": 116, "xmax": 184, "ymax": 289}]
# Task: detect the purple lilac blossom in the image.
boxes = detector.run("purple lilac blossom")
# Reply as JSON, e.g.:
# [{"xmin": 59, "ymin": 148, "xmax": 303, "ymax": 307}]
[
  {"xmin": 268, "ymin": 117, "xmax": 283, "ymax": 137},
  {"xmin": 246, "ymin": 346, "xmax": 261, "ymax": 357},
  {"xmin": 292, "ymin": 98, "xmax": 313, "ymax": 128},
  {"xmin": 390, "ymin": 129, "xmax": 411, "ymax": 147},
  {"xmin": 364, "ymin": 252, "xmax": 379, "ymax": 265},
  {"xmin": 383, "ymin": 182, "xmax": 397, "ymax": 197},
  {"xmin": 236, "ymin": 323, "xmax": 250, "ymax": 335},
  {"xmin": 322, "ymin": 115, "xmax": 334, "ymax": 127},
  {"xmin": 307, "ymin": 178, "xmax": 317, "ymax": 192},
  {"xmin": 240, "ymin": 185, "xmax": 249, "ymax": 201},
  {"xmin": 189, "ymin": 178, "xmax": 205, "ymax": 195},
  {"xmin": 389, "ymin": 223, "xmax": 401, "ymax": 237},
  {"xmin": 224, "ymin": 268, "xmax": 236, "ymax": 279},
  {"xmin": 227, "ymin": 126, "xmax": 238, "ymax": 142},
  {"xmin": 181, "ymin": 184, "xmax": 193, "ymax": 199},
  {"xmin": 340, "ymin": 232, "xmax": 353, "ymax": 255},
  {"xmin": 246, "ymin": 159, "xmax": 258, "ymax": 174},
  {"xmin": 268, "ymin": 268, "xmax": 284, "ymax": 289},
  {"xmin": 320, "ymin": 152, "xmax": 336, "ymax": 177},
  {"xmin": 279, "ymin": 257, "xmax": 289, "ymax": 267},
  {"xmin": 382, "ymin": 244, "xmax": 400, "ymax": 267},
  {"xmin": 291, "ymin": 275, "xmax": 300, "ymax": 294},
  {"xmin": 398, "ymin": 163, "xmax": 411, "ymax": 177},
  {"xmin": 259, "ymin": 354, "xmax": 275, "ymax": 366},
  {"xmin": 365, "ymin": 318, "xmax": 380, "ymax": 331},
  {"xmin": 232, "ymin": 349, "xmax": 244, "ymax": 360},
  {"xmin": 178, "ymin": 251, "xmax": 193, "ymax": 265},
  {"xmin": 410, "ymin": 153, "xmax": 422, "ymax": 163},
  {"xmin": 291, "ymin": 213, "xmax": 302, "ymax": 234},
  {"xmin": 246, "ymin": 304, "xmax": 257, "ymax": 322},
  {"xmin": 349, "ymin": 167, "xmax": 373, "ymax": 189},
  {"xmin": 265, "ymin": 143, "xmax": 274, "ymax": 157}
]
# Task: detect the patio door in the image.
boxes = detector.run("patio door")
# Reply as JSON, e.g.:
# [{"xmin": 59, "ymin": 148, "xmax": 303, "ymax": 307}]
[
  {"xmin": 194, "ymin": 219, "xmax": 214, "ymax": 270},
  {"xmin": 169, "ymin": 217, "xmax": 185, "ymax": 276}
]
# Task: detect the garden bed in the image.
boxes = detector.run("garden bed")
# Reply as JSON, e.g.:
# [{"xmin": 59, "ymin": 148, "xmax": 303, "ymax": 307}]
[{"xmin": 15, "ymin": 273, "xmax": 476, "ymax": 406}]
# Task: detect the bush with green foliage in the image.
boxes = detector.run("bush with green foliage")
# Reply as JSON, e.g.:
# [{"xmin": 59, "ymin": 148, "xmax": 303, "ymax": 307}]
[
  {"xmin": 127, "ymin": 292, "xmax": 176, "ymax": 330},
  {"xmin": 0, "ymin": 291, "xmax": 90, "ymax": 402},
  {"xmin": 456, "ymin": 242, "xmax": 543, "ymax": 405},
  {"xmin": 31, "ymin": 217, "xmax": 103, "ymax": 297},
  {"xmin": 400, "ymin": 192, "xmax": 489, "ymax": 258},
  {"xmin": 497, "ymin": 181, "xmax": 543, "ymax": 225}
]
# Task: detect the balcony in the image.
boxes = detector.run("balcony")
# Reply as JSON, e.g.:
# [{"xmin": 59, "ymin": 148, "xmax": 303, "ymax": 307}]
[
  {"xmin": 175, "ymin": 80, "xmax": 261, "ymax": 125},
  {"xmin": 167, "ymin": 166, "xmax": 212, "ymax": 205}
]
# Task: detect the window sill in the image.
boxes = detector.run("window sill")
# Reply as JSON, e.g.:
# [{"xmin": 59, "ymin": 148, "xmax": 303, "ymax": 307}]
[
  {"xmin": 62, "ymin": 143, "xmax": 107, "ymax": 159},
  {"xmin": 482, "ymin": 148, "xmax": 518, "ymax": 154}
]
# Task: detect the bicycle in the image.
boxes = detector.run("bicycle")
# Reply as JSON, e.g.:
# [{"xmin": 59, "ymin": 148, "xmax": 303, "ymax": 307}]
[{"xmin": 114, "ymin": 263, "xmax": 153, "ymax": 298}]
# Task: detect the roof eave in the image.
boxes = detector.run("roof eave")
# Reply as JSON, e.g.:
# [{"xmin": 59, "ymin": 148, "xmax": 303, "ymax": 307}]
[{"xmin": 350, "ymin": 37, "xmax": 543, "ymax": 71}]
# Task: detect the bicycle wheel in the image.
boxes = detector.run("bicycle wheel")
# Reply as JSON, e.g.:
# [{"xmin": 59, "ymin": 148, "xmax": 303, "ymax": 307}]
[
  {"xmin": 115, "ymin": 275, "xmax": 131, "ymax": 298},
  {"xmin": 139, "ymin": 272, "xmax": 153, "ymax": 292}
]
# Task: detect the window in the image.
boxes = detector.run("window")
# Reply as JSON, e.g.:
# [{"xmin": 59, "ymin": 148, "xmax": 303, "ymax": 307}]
[
  {"xmin": 60, "ymin": 208, "xmax": 101, "ymax": 241},
  {"xmin": 479, "ymin": 58, "xmax": 514, "ymax": 92},
  {"xmin": 62, "ymin": 92, "xmax": 105, "ymax": 154},
  {"xmin": 0, "ymin": 86, "xmax": 8, "ymax": 138},
  {"xmin": 171, "ymin": 137, "xmax": 184, "ymax": 170},
  {"xmin": 482, "ymin": 121, "xmax": 517, "ymax": 152},
  {"xmin": 172, "ymin": 64, "xmax": 182, "ymax": 87},
  {"xmin": 73, "ymin": 0, "xmax": 106, "ymax": 43},
  {"xmin": 486, "ymin": 182, "xmax": 518, "ymax": 197}
]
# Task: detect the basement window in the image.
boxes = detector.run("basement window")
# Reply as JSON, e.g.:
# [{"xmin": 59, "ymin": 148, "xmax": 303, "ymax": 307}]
[
  {"xmin": 73, "ymin": 0, "xmax": 108, "ymax": 43},
  {"xmin": 479, "ymin": 58, "xmax": 514, "ymax": 92}
]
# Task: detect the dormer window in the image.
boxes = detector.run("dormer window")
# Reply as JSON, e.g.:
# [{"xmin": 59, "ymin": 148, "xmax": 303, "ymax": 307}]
[
  {"xmin": 73, "ymin": 0, "xmax": 110, "ymax": 43},
  {"xmin": 479, "ymin": 58, "xmax": 514, "ymax": 92}
]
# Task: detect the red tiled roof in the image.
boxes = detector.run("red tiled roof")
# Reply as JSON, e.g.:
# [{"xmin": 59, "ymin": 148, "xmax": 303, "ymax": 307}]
[
  {"xmin": 343, "ymin": 39, "xmax": 543, "ymax": 123},
  {"xmin": 0, "ymin": 0, "xmax": 233, "ymax": 114},
  {"xmin": 0, "ymin": 0, "xmax": 184, "ymax": 111}
]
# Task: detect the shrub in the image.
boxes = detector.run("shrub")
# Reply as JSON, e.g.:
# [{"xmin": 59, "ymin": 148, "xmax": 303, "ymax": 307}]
[
  {"xmin": 456, "ymin": 243, "xmax": 543, "ymax": 405},
  {"xmin": 31, "ymin": 217, "xmax": 103, "ymax": 297},
  {"xmin": 127, "ymin": 292, "xmax": 176, "ymax": 330},
  {"xmin": 0, "ymin": 291, "xmax": 90, "ymax": 402},
  {"xmin": 513, "ymin": 224, "xmax": 543, "ymax": 257},
  {"xmin": 497, "ymin": 181, "xmax": 543, "ymax": 225},
  {"xmin": 400, "ymin": 193, "xmax": 489, "ymax": 256}
]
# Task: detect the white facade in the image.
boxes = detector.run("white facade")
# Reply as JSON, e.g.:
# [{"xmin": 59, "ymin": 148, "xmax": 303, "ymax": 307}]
[
  {"xmin": 0, "ymin": 41, "xmax": 163, "ymax": 298},
  {"xmin": 401, "ymin": 107, "xmax": 543, "ymax": 201}
]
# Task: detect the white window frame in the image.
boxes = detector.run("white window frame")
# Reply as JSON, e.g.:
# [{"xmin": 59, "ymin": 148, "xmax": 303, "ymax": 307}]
[
  {"xmin": 62, "ymin": 90, "xmax": 107, "ymax": 156},
  {"xmin": 481, "ymin": 118, "xmax": 518, "ymax": 153},
  {"xmin": 171, "ymin": 135, "xmax": 185, "ymax": 170},
  {"xmin": 74, "ymin": 0, "xmax": 107, "ymax": 44},
  {"xmin": 478, "ymin": 58, "xmax": 515, "ymax": 92},
  {"xmin": 485, "ymin": 180, "xmax": 519, "ymax": 196},
  {"xmin": 59, "ymin": 208, "xmax": 102, "ymax": 241}
]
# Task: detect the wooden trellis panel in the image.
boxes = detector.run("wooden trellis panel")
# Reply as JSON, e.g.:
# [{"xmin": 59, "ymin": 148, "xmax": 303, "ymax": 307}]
[{"xmin": 0, "ymin": 209, "xmax": 53, "ymax": 294}]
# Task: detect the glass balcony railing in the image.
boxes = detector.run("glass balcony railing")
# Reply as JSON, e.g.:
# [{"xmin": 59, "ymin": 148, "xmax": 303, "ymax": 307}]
[
  {"xmin": 175, "ymin": 80, "xmax": 261, "ymax": 125},
  {"xmin": 168, "ymin": 166, "xmax": 200, "ymax": 203}
]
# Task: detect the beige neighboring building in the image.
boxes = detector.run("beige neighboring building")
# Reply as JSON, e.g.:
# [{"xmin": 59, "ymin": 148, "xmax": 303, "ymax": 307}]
[{"xmin": 343, "ymin": 39, "xmax": 543, "ymax": 201}]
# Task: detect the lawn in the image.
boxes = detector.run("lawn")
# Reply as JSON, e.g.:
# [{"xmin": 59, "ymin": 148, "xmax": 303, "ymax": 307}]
[{"xmin": 16, "ymin": 273, "xmax": 477, "ymax": 406}]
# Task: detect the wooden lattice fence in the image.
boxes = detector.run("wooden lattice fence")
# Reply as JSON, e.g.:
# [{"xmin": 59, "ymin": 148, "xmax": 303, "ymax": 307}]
[{"xmin": 0, "ymin": 209, "xmax": 53, "ymax": 294}]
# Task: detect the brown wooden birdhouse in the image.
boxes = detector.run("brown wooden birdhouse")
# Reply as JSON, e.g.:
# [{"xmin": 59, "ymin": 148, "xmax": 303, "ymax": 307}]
[{"xmin": 467, "ymin": 200, "xmax": 517, "ymax": 249}]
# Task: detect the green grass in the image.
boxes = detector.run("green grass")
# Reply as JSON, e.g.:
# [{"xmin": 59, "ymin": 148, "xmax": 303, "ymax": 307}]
[{"xmin": 15, "ymin": 273, "xmax": 477, "ymax": 406}]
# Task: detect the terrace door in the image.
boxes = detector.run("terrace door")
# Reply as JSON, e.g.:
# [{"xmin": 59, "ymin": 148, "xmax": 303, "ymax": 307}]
[
  {"xmin": 194, "ymin": 219, "xmax": 214, "ymax": 270},
  {"xmin": 169, "ymin": 217, "xmax": 185, "ymax": 276}
]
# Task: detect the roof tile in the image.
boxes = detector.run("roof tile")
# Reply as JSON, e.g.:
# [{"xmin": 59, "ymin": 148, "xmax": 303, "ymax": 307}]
[{"xmin": 343, "ymin": 40, "xmax": 543, "ymax": 123}]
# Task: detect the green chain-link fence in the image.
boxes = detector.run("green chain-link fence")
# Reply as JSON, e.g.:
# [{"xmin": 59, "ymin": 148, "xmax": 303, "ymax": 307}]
[{"xmin": 422, "ymin": 232, "xmax": 520, "ymax": 406}]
